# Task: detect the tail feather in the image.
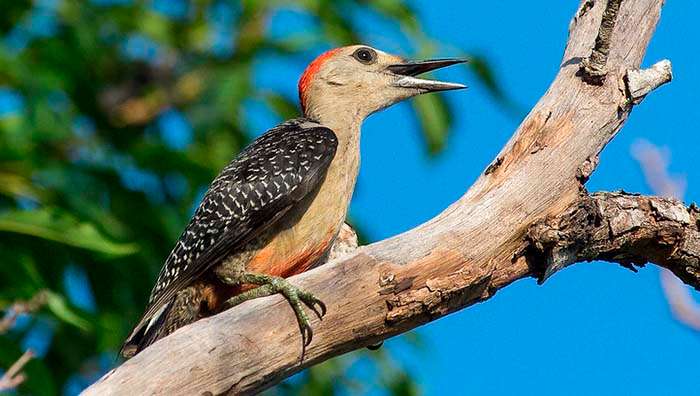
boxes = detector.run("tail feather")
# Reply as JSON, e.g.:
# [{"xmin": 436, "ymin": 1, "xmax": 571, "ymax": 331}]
[
  {"xmin": 121, "ymin": 286, "xmax": 204, "ymax": 359},
  {"xmin": 120, "ymin": 301, "xmax": 173, "ymax": 359}
]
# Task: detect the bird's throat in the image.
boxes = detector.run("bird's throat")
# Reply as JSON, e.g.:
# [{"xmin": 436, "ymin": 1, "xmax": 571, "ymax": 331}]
[{"xmin": 315, "ymin": 113, "xmax": 363, "ymax": 209}]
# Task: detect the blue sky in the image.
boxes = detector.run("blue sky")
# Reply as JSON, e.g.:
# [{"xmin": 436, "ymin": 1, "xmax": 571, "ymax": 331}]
[{"xmin": 342, "ymin": 1, "xmax": 699, "ymax": 395}]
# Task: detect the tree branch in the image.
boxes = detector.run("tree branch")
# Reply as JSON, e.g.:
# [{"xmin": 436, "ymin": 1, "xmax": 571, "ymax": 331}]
[
  {"xmin": 84, "ymin": 0, "xmax": 675, "ymax": 394},
  {"xmin": 0, "ymin": 350, "xmax": 34, "ymax": 393},
  {"xmin": 632, "ymin": 140, "xmax": 700, "ymax": 331},
  {"xmin": 526, "ymin": 192, "xmax": 700, "ymax": 284},
  {"xmin": 580, "ymin": 0, "xmax": 624, "ymax": 84},
  {"xmin": 0, "ymin": 290, "xmax": 48, "ymax": 334},
  {"xmin": 625, "ymin": 60, "xmax": 673, "ymax": 104}
]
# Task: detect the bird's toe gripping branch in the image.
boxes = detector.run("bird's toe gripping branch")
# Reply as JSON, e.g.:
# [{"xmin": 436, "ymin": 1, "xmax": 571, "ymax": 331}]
[{"xmin": 224, "ymin": 273, "xmax": 326, "ymax": 357}]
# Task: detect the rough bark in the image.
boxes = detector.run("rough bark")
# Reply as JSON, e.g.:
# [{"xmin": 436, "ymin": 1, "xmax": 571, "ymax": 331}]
[
  {"xmin": 632, "ymin": 141, "xmax": 700, "ymax": 331},
  {"xmin": 526, "ymin": 192, "xmax": 700, "ymax": 285},
  {"xmin": 580, "ymin": 0, "xmax": 623, "ymax": 84},
  {"xmin": 83, "ymin": 0, "xmax": 681, "ymax": 394}
]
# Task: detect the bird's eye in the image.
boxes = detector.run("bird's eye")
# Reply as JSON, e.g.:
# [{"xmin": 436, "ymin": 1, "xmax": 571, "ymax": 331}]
[{"xmin": 352, "ymin": 47, "xmax": 377, "ymax": 65}]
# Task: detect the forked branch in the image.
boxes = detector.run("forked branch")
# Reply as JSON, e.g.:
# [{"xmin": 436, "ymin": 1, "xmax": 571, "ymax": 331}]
[{"xmin": 84, "ymin": 1, "xmax": 677, "ymax": 394}]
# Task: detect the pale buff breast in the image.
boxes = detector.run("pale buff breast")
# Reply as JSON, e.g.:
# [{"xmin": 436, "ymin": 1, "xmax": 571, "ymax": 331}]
[{"xmin": 244, "ymin": 130, "xmax": 360, "ymax": 277}]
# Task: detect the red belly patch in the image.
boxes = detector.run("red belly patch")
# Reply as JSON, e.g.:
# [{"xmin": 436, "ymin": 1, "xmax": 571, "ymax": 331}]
[{"xmin": 246, "ymin": 235, "xmax": 333, "ymax": 278}]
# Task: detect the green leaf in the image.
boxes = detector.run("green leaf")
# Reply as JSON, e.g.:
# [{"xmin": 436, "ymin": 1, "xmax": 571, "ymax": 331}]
[
  {"xmin": 0, "ymin": 208, "xmax": 138, "ymax": 256},
  {"xmin": 262, "ymin": 92, "xmax": 299, "ymax": 120},
  {"xmin": 411, "ymin": 93, "xmax": 452, "ymax": 155},
  {"xmin": 467, "ymin": 54, "xmax": 523, "ymax": 116},
  {"xmin": 0, "ymin": 171, "xmax": 42, "ymax": 201},
  {"xmin": 366, "ymin": 0, "xmax": 420, "ymax": 32},
  {"xmin": 45, "ymin": 290, "xmax": 93, "ymax": 332}
]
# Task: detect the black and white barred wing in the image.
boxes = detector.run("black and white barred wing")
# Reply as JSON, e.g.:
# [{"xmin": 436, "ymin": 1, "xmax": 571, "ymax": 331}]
[{"xmin": 124, "ymin": 119, "xmax": 337, "ymax": 346}]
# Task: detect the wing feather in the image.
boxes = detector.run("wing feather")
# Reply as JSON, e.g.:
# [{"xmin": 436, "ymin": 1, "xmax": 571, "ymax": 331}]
[{"xmin": 122, "ymin": 118, "xmax": 337, "ymax": 352}]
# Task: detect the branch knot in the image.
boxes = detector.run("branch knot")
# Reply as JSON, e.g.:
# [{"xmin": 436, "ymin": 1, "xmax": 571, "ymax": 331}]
[{"xmin": 580, "ymin": 0, "xmax": 624, "ymax": 84}]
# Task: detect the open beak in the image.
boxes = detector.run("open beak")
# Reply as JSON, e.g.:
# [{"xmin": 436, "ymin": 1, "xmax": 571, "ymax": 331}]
[{"xmin": 388, "ymin": 58, "xmax": 467, "ymax": 92}]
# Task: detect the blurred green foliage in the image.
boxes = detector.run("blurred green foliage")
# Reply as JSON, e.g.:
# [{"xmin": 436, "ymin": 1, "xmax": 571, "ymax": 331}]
[{"xmin": 0, "ymin": 0, "xmax": 510, "ymax": 394}]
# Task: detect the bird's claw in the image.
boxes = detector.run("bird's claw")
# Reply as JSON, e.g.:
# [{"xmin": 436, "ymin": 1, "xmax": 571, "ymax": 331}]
[
  {"xmin": 300, "ymin": 321, "xmax": 313, "ymax": 347},
  {"xmin": 298, "ymin": 289, "xmax": 326, "ymax": 320},
  {"xmin": 222, "ymin": 274, "xmax": 326, "ymax": 358},
  {"xmin": 272, "ymin": 278, "xmax": 326, "ymax": 355}
]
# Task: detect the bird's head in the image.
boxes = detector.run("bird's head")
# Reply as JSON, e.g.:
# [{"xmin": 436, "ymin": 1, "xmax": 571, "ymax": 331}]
[{"xmin": 298, "ymin": 45, "xmax": 466, "ymax": 123}]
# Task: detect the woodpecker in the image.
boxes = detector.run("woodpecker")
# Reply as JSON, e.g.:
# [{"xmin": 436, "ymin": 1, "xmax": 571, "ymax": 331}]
[{"xmin": 121, "ymin": 45, "xmax": 466, "ymax": 358}]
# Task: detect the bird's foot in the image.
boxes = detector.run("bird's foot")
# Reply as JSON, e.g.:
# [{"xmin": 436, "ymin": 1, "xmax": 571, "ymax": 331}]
[{"xmin": 224, "ymin": 273, "xmax": 326, "ymax": 355}]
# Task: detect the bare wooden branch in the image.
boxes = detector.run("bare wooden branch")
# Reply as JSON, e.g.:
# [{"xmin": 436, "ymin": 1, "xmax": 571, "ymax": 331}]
[
  {"xmin": 632, "ymin": 139, "xmax": 686, "ymax": 198},
  {"xmin": 580, "ymin": 0, "xmax": 624, "ymax": 84},
  {"xmin": 626, "ymin": 60, "xmax": 673, "ymax": 103},
  {"xmin": 83, "ymin": 0, "xmax": 674, "ymax": 394},
  {"xmin": 0, "ymin": 350, "xmax": 34, "ymax": 393},
  {"xmin": 632, "ymin": 140, "xmax": 700, "ymax": 331},
  {"xmin": 661, "ymin": 269, "xmax": 700, "ymax": 330},
  {"xmin": 0, "ymin": 290, "xmax": 48, "ymax": 334},
  {"xmin": 526, "ymin": 192, "xmax": 700, "ymax": 283},
  {"xmin": 327, "ymin": 222, "xmax": 358, "ymax": 261}
]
